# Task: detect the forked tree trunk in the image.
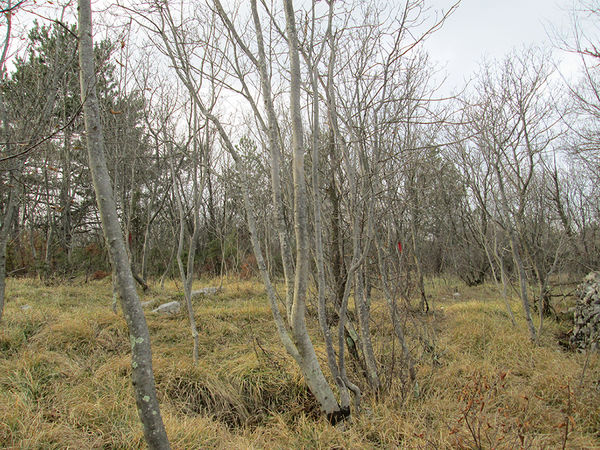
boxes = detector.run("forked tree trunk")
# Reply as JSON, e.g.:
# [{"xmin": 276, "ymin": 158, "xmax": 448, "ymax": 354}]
[
  {"xmin": 0, "ymin": 6, "xmax": 11, "ymax": 323},
  {"xmin": 308, "ymin": 3, "xmax": 352, "ymax": 413},
  {"xmin": 77, "ymin": 1, "xmax": 170, "ymax": 447},
  {"xmin": 170, "ymin": 154, "xmax": 200, "ymax": 363},
  {"xmin": 0, "ymin": 183, "xmax": 17, "ymax": 324},
  {"xmin": 248, "ymin": 0, "xmax": 296, "ymax": 321},
  {"xmin": 375, "ymin": 239, "xmax": 415, "ymax": 381},
  {"xmin": 283, "ymin": 0, "xmax": 342, "ymax": 419},
  {"xmin": 323, "ymin": 21, "xmax": 370, "ymax": 399},
  {"xmin": 493, "ymin": 162, "xmax": 537, "ymax": 341},
  {"xmin": 0, "ymin": 92, "xmax": 17, "ymax": 323},
  {"xmin": 482, "ymin": 229, "xmax": 517, "ymax": 327},
  {"xmin": 410, "ymin": 217, "xmax": 429, "ymax": 313},
  {"xmin": 159, "ymin": 0, "xmax": 345, "ymax": 422}
]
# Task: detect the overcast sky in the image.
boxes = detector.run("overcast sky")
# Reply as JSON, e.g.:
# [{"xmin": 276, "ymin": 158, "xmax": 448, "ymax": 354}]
[
  {"xmin": 4, "ymin": 0, "xmax": 593, "ymax": 96},
  {"xmin": 423, "ymin": 0, "xmax": 584, "ymax": 92}
]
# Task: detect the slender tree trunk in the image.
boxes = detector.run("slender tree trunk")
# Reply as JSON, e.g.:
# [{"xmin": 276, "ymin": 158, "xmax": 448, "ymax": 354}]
[
  {"xmin": 323, "ymin": 20, "xmax": 364, "ymax": 393},
  {"xmin": 159, "ymin": 224, "xmax": 177, "ymax": 289},
  {"xmin": 354, "ymin": 265, "xmax": 381, "ymax": 391},
  {"xmin": 493, "ymin": 163, "xmax": 536, "ymax": 341},
  {"xmin": 308, "ymin": 7, "xmax": 351, "ymax": 411},
  {"xmin": 478, "ymin": 222, "xmax": 517, "ymax": 327},
  {"xmin": 248, "ymin": 0, "xmax": 295, "ymax": 321},
  {"xmin": 508, "ymin": 231, "xmax": 536, "ymax": 341},
  {"xmin": 283, "ymin": 0, "xmax": 341, "ymax": 418},
  {"xmin": 336, "ymin": 250, "xmax": 363, "ymax": 411},
  {"xmin": 0, "ymin": 227, "xmax": 10, "ymax": 323},
  {"xmin": 141, "ymin": 223, "xmax": 150, "ymax": 281},
  {"xmin": 170, "ymin": 154, "xmax": 200, "ymax": 363},
  {"xmin": 61, "ymin": 124, "xmax": 73, "ymax": 265},
  {"xmin": 348, "ymin": 190, "xmax": 380, "ymax": 392},
  {"xmin": 29, "ymin": 215, "xmax": 38, "ymax": 270},
  {"xmin": 0, "ymin": 2, "xmax": 13, "ymax": 323},
  {"xmin": 77, "ymin": 2, "xmax": 170, "ymax": 447},
  {"xmin": 44, "ymin": 213, "xmax": 53, "ymax": 271},
  {"xmin": 410, "ymin": 218, "xmax": 428, "ymax": 313},
  {"xmin": 0, "ymin": 182, "xmax": 18, "ymax": 324},
  {"xmin": 376, "ymin": 239, "xmax": 415, "ymax": 381},
  {"xmin": 484, "ymin": 230, "xmax": 517, "ymax": 326}
]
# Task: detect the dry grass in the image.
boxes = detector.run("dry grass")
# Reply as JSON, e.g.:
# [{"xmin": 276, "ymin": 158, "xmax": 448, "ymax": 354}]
[{"xmin": 0, "ymin": 275, "xmax": 598, "ymax": 448}]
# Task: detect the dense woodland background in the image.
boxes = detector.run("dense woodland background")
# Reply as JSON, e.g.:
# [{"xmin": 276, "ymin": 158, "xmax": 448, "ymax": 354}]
[
  {"xmin": 1, "ymin": 1, "xmax": 598, "ymax": 288},
  {"xmin": 1, "ymin": 0, "xmax": 600, "ymax": 447}
]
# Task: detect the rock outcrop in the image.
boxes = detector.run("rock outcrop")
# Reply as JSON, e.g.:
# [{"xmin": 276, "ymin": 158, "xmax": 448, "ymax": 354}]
[
  {"xmin": 570, "ymin": 272, "xmax": 600, "ymax": 351},
  {"xmin": 191, "ymin": 287, "xmax": 220, "ymax": 297},
  {"xmin": 151, "ymin": 301, "xmax": 181, "ymax": 316}
]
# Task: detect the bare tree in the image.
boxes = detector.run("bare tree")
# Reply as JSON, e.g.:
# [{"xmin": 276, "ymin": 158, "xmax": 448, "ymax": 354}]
[
  {"xmin": 77, "ymin": 0, "xmax": 169, "ymax": 447},
  {"xmin": 0, "ymin": 0, "xmax": 15, "ymax": 322},
  {"xmin": 461, "ymin": 49, "xmax": 560, "ymax": 342},
  {"xmin": 170, "ymin": 117, "xmax": 205, "ymax": 363},
  {"xmin": 1, "ymin": 3, "xmax": 70, "ymax": 319}
]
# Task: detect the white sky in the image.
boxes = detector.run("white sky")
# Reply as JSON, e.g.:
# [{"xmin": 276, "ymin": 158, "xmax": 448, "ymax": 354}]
[
  {"xmin": 423, "ymin": 0, "xmax": 585, "ymax": 92},
  {"xmin": 4, "ymin": 0, "xmax": 594, "ymax": 96}
]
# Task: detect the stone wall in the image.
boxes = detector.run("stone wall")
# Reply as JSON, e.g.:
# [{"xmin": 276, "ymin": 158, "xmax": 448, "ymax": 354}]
[{"xmin": 570, "ymin": 272, "xmax": 600, "ymax": 351}]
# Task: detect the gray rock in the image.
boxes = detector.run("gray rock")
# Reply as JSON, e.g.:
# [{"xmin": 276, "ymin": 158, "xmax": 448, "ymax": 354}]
[
  {"xmin": 20, "ymin": 304, "xmax": 31, "ymax": 311},
  {"xmin": 571, "ymin": 272, "xmax": 600, "ymax": 351},
  {"xmin": 152, "ymin": 301, "xmax": 181, "ymax": 315},
  {"xmin": 191, "ymin": 287, "xmax": 220, "ymax": 297}
]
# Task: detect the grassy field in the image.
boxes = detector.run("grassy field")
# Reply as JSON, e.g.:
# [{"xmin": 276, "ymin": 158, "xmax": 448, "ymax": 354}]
[{"xmin": 0, "ymin": 276, "xmax": 598, "ymax": 449}]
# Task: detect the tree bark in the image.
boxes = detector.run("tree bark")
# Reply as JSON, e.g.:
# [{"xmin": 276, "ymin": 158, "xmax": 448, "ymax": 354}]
[
  {"xmin": 0, "ymin": 178, "xmax": 18, "ymax": 324},
  {"xmin": 375, "ymin": 237, "xmax": 415, "ymax": 381},
  {"xmin": 308, "ymin": 1, "xmax": 351, "ymax": 412},
  {"xmin": 493, "ymin": 162, "xmax": 537, "ymax": 341},
  {"xmin": 170, "ymin": 152, "xmax": 200, "ymax": 363},
  {"xmin": 248, "ymin": 0, "xmax": 296, "ymax": 321},
  {"xmin": 0, "ymin": 10, "xmax": 17, "ymax": 322},
  {"xmin": 484, "ymin": 227, "xmax": 517, "ymax": 327},
  {"xmin": 283, "ymin": 0, "xmax": 341, "ymax": 419},
  {"xmin": 77, "ymin": 1, "xmax": 170, "ymax": 447}
]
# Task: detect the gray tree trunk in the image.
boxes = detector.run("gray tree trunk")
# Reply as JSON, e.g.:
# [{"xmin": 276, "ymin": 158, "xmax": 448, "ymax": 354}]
[
  {"xmin": 0, "ymin": 4, "xmax": 16, "ymax": 322},
  {"xmin": 493, "ymin": 162, "xmax": 537, "ymax": 341},
  {"xmin": 483, "ymin": 228, "xmax": 517, "ymax": 327},
  {"xmin": 308, "ymin": 6, "xmax": 351, "ymax": 412},
  {"xmin": 170, "ymin": 152, "xmax": 200, "ymax": 363},
  {"xmin": 248, "ymin": 0, "xmax": 296, "ymax": 321},
  {"xmin": 0, "ymin": 179, "xmax": 18, "ymax": 324},
  {"xmin": 283, "ymin": 0, "xmax": 341, "ymax": 419},
  {"xmin": 375, "ymin": 239, "xmax": 415, "ymax": 381},
  {"xmin": 77, "ymin": 1, "xmax": 170, "ymax": 447}
]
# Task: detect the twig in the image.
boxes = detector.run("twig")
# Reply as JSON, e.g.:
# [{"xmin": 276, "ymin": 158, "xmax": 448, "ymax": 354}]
[
  {"xmin": 577, "ymin": 347, "xmax": 591, "ymax": 391},
  {"xmin": 253, "ymin": 335, "xmax": 283, "ymax": 371},
  {"xmin": 0, "ymin": 103, "xmax": 83, "ymax": 163}
]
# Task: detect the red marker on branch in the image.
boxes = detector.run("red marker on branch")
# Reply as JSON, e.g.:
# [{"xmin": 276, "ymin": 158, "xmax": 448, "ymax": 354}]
[{"xmin": 397, "ymin": 241, "xmax": 402, "ymax": 253}]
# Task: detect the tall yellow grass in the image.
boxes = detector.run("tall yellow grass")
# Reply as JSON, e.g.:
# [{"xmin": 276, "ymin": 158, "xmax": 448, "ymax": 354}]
[{"xmin": 0, "ymin": 276, "xmax": 597, "ymax": 448}]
